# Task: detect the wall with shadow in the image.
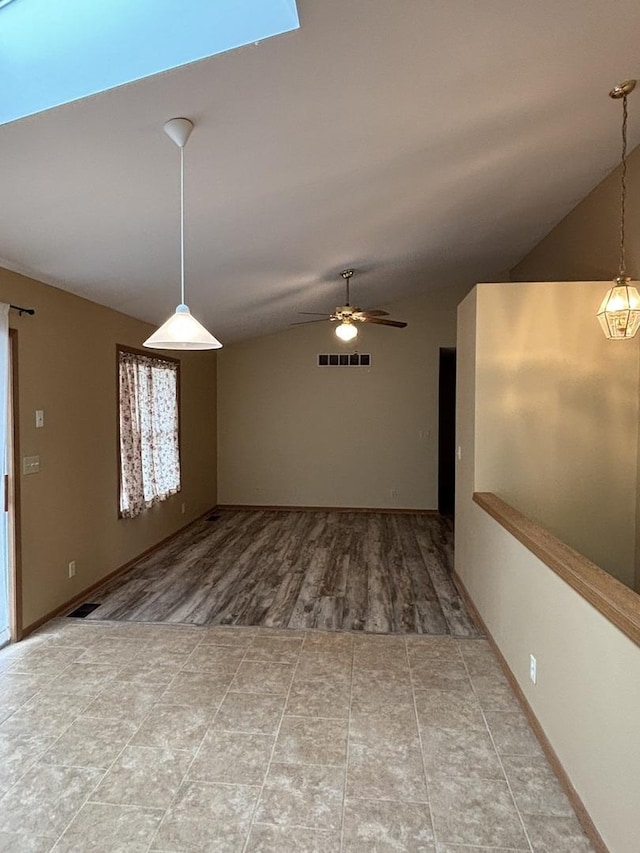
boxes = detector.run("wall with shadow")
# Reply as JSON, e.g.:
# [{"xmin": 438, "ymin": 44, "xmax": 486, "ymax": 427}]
[{"xmin": 473, "ymin": 280, "xmax": 639, "ymax": 590}]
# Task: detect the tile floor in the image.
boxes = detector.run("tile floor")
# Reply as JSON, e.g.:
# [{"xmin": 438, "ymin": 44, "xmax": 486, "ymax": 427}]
[{"xmin": 0, "ymin": 620, "xmax": 596, "ymax": 852}]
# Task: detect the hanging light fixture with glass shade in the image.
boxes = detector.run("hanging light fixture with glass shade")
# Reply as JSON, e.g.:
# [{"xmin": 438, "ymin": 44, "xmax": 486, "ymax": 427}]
[
  {"xmin": 597, "ymin": 80, "xmax": 640, "ymax": 340},
  {"xmin": 144, "ymin": 118, "xmax": 222, "ymax": 351}
]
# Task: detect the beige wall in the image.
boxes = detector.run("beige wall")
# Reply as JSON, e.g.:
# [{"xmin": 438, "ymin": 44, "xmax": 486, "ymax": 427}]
[
  {"xmin": 512, "ymin": 144, "xmax": 640, "ymax": 591},
  {"xmin": 218, "ymin": 283, "xmax": 470, "ymax": 510},
  {"xmin": 512, "ymin": 144, "xmax": 640, "ymax": 284},
  {"xmin": 456, "ymin": 286, "xmax": 640, "ymax": 853},
  {"xmin": 474, "ymin": 281, "xmax": 638, "ymax": 587},
  {"xmin": 637, "ymin": 370, "xmax": 640, "ymax": 592},
  {"xmin": 0, "ymin": 267, "xmax": 217, "ymax": 629},
  {"xmin": 458, "ymin": 505, "xmax": 640, "ymax": 853}
]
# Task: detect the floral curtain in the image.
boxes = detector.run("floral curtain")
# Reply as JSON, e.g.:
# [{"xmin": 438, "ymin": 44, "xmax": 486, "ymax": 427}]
[{"xmin": 119, "ymin": 350, "xmax": 180, "ymax": 518}]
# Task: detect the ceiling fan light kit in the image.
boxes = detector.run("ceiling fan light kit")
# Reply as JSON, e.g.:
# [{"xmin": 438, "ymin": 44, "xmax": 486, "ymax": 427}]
[
  {"xmin": 294, "ymin": 269, "xmax": 408, "ymax": 340},
  {"xmin": 144, "ymin": 117, "xmax": 222, "ymax": 351},
  {"xmin": 335, "ymin": 319, "xmax": 358, "ymax": 341},
  {"xmin": 597, "ymin": 79, "xmax": 640, "ymax": 340}
]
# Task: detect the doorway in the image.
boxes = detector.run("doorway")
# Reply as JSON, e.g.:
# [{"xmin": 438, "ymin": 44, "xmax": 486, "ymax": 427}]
[
  {"xmin": 0, "ymin": 330, "xmax": 19, "ymax": 647},
  {"xmin": 438, "ymin": 347, "xmax": 456, "ymax": 516}
]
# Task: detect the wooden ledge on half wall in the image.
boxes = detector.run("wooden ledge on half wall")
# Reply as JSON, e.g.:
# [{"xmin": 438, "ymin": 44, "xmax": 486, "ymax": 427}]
[{"xmin": 473, "ymin": 492, "xmax": 640, "ymax": 647}]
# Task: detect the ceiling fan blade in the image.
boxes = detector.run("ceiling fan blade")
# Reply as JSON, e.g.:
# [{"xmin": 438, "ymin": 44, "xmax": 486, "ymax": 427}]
[
  {"xmin": 298, "ymin": 311, "xmax": 332, "ymax": 316},
  {"xmin": 290, "ymin": 318, "xmax": 328, "ymax": 326},
  {"xmin": 361, "ymin": 317, "xmax": 407, "ymax": 328},
  {"xmin": 354, "ymin": 309, "xmax": 389, "ymax": 318}
]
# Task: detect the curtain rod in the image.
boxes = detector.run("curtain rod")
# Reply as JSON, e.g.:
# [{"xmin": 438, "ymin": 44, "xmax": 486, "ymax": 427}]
[{"xmin": 10, "ymin": 304, "xmax": 35, "ymax": 316}]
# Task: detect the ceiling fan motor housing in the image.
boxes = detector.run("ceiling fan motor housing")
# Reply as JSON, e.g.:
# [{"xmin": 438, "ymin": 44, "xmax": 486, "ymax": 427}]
[
  {"xmin": 295, "ymin": 270, "xmax": 407, "ymax": 329},
  {"xmin": 334, "ymin": 306, "xmax": 357, "ymax": 319}
]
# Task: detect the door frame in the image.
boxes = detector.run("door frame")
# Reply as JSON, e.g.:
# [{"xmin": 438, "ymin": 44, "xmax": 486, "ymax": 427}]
[{"xmin": 8, "ymin": 329, "xmax": 22, "ymax": 642}]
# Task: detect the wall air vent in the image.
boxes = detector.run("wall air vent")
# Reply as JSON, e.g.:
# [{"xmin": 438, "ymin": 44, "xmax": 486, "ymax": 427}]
[
  {"xmin": 67, "ymin": 602, "xmax": 101, "ymax": 618},
  {"xmin": 317, "ymin": 353, "xmax": 371, "ymax": 367}
]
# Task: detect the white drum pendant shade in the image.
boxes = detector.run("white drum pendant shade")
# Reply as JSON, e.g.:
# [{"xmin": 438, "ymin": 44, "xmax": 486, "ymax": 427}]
[{"xmin": 144, "ymin": 304, "xmax": 223, "ymax": 350}]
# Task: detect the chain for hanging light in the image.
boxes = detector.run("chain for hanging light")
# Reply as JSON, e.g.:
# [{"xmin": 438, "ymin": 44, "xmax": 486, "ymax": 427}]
[{"xmin": 597, "ymin": 80, "xmax": 640, "ymax": 340}]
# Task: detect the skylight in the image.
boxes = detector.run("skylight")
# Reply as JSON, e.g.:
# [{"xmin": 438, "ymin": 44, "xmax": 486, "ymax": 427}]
[{"xmin": 0, "ymin": 0, "xmax": 300, "ymax": 126}]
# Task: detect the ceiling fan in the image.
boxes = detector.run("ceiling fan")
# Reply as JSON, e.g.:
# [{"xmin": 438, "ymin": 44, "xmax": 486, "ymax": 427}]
[{"xmin": 293, "ymin": 269, "xmax": 408, "ymax": 342}]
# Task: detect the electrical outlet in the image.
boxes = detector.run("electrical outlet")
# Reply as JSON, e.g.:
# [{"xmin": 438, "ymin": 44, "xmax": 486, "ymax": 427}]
[
  {"xmin": 529, "ymin": 654, "xmax": 537, "ymax": 685},
  {"xmin": 68, "ymin": 560, "xmax": 76, "ymax": 579},
  {"xmin": 390, "ymin": 488, "xmax": 398, "ymax": 498}
]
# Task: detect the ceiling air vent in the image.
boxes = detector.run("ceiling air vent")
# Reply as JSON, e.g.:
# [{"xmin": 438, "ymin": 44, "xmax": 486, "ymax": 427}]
[{"xmin": 317, "ymin": 353, "xmax": 371, "ymax": 367}]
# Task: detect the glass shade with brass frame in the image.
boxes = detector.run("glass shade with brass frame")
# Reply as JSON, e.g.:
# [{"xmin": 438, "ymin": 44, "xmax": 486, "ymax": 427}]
[{"xmin": 598, "ymin": 80, "xmax": 639, "ymax": 340}]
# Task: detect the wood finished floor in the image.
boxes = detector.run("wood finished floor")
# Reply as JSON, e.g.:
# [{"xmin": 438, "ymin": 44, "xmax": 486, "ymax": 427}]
[{"xmin": 86, "ymin": 510, "xmax": 480, "ymax": 636}]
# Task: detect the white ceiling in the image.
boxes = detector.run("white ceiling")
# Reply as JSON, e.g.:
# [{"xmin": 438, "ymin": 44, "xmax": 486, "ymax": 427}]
[{"xmin": 1, "ymin": 0, "xmax": 639, "ymax": 343}]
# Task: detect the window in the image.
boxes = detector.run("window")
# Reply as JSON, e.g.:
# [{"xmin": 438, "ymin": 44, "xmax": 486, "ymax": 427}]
[
  {"xmin": 117, "ymin": 346, "xmax": 180, "ymax": 518},
  {"xmin": 1, "ymin": 1, "xmax": 300, "ymax": 126}
]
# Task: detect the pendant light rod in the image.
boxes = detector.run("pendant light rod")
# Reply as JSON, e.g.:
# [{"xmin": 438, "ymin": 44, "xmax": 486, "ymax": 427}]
[
  {"xmin": 609, "ymin": 80, "xmax": 636, "ymax": 280},
  {"xmin": 341, "ymin": 269, "xmax": 354, "ymax": 306},
  {"xmin": 164, "ymin": 118, "xmax": 193, "ymax": 306},
  {"xmin": 619, "ymin": 92, "xmax": 628, "ymax": 278},
  {"xmin": 180, "ymin": 143, "xmax": 185, "ymax": 305}
]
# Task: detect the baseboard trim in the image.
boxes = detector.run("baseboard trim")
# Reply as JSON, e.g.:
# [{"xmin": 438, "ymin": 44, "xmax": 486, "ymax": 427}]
[
  {"xmin": 451, "ymin": 569, "xmax": 609, "ymax": 853},
  {"xmin": 22, "ymin": 506, "xmax": 218, "ymax": 638},
  {"xmin": 217, "ymin": 504, "xmax": 441, "ymax": 515}
]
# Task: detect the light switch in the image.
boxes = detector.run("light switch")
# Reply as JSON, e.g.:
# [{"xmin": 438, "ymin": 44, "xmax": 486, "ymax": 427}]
[
  {"xmin": 22, "ymin": 456, "xmax": 40, "ymax": 475},
  {"xmin": 35, "ymin": 410, "xmax": 44, "ymax": 429}
]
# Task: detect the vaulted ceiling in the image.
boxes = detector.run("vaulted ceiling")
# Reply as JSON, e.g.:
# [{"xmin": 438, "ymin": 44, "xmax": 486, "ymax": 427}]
[{"xmin": 1, "ymin": 0, "xmax": 639, "ymax": 342}]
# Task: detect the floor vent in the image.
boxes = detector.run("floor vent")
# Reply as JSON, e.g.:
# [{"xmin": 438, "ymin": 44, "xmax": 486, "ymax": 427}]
[
  {"xmin": 317, "ymin": 353, "xmax": 371, "ymax": 367},
  {"xmin": 207, "ymin": 513, "xmax": 222, "ymax": 522},
  {"xmin": 67, "ymin": 602, "xmax": 101, "ymax": 618}
]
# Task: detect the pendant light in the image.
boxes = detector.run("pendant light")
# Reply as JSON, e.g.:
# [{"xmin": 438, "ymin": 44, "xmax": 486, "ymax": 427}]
[
  {"xmin": 144, "ymin": 118, "xmax": 222, "ymax": 350},
  {"xmin": 597, "ymin": 81, "xmax": 640, "ymax": 340}
]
